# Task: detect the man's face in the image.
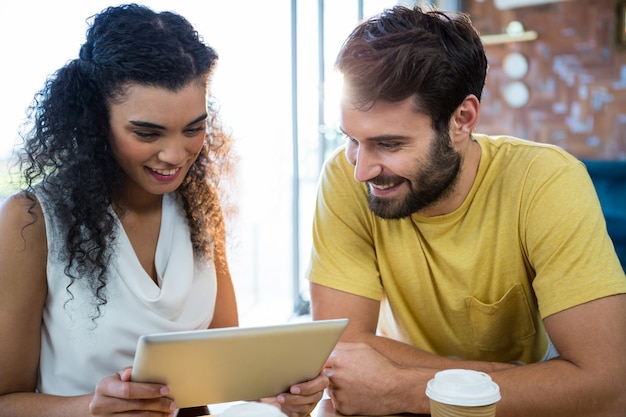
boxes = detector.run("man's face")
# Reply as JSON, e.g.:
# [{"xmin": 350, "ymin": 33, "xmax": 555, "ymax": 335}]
[{"xmin": 341, "ymin": 97, "xmax": 461, "ymax": 219}]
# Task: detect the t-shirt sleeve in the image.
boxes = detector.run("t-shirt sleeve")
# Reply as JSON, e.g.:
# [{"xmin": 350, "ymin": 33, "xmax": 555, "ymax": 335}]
[
  {"xmin": 522, "ymin": 152, "xmax": 626, "ymax": 319},
  {"xmin": 305, "ymin": 148, "xmax": 384, "ymax": 301}
]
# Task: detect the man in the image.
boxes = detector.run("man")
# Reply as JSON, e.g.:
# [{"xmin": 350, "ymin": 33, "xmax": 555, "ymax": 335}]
[{"xmin": 306, "ymin": 5, "xmax": 626, "ymax": 417}]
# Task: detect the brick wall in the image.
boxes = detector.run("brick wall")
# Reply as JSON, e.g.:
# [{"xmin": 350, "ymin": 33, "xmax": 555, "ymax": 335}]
[{"xmin": 466, "ymin": 0, "xmax": 626, "ymax": 160}]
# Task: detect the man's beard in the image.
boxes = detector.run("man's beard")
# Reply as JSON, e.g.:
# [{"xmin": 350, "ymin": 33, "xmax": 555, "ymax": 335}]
[{"xmin": 368, "ymin": 132, "xmax": 462, "ymax": 219}]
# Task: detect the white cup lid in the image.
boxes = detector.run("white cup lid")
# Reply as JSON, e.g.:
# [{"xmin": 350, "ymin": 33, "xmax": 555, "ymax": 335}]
[{"xmin": 425, "ymin": 369, "xmax": 501, "ymax": 406}]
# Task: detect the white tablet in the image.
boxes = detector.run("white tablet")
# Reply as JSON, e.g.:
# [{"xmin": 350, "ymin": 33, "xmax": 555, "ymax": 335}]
[{"xmin": 131, "ymin": 318, "xmax": 349, "ymax": 409}]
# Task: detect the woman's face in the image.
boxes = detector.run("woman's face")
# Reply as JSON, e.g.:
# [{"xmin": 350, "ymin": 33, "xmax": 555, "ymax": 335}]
[{"xmin": 108, "ymin": 82, "xmax": 208, "ymax": 201}]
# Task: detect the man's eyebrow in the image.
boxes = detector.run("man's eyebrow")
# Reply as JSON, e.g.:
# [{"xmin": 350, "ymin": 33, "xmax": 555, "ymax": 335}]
[
  {"xmin": 339, "ymin": 127, "xmax": 410, "ymax": 141},
  {"xmin": 129, "ymin": 113, "xmax": 208, "ymax": 130}
]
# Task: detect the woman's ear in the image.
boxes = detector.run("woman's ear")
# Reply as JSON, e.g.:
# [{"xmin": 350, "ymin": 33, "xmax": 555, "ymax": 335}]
[{"xmin": 450, "ymin": 94, "xmax": 480, "ymax": 143}]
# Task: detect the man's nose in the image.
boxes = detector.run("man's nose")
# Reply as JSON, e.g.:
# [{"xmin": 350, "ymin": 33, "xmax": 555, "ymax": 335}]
[{"xmin": 350, "ymin": 147, "xmax": 382, "ymax": 183}]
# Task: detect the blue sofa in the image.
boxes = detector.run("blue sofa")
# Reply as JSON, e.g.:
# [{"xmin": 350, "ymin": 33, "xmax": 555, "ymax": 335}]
[{"xmin": 582, "ymin": 160, "xmax": 626, "ymax": 271}]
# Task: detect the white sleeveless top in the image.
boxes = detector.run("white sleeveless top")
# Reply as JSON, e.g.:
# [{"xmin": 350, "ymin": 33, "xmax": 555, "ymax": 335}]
[{"xmin": 35, "ymin": 189, "xmax": 217, "ymax": 395}]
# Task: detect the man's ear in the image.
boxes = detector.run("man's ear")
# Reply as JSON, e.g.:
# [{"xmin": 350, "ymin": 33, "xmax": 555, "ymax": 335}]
[{"xmin": 450, "ymin": 94, "xmax": 480, "ymax": 143}]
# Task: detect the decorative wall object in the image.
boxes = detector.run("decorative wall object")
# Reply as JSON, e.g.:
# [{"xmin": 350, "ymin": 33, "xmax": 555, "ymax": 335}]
[
  {"xmin": 617, "ymin": 0, "xmax": 626, "ymax": 47},
  {"xmin": 467, "ymin": 0, "xmax": 626, "ymax": 160}
]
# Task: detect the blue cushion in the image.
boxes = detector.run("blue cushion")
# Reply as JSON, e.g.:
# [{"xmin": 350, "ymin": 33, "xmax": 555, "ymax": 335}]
[{"xmin": 582, "ymin": 160, "xmax": 626, "ymax": 270}]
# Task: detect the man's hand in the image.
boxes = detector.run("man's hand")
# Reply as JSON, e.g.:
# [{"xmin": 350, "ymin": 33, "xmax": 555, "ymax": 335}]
[{"xmin": 323, "ymin": 342, "xmax": 433, "ymax": 415}]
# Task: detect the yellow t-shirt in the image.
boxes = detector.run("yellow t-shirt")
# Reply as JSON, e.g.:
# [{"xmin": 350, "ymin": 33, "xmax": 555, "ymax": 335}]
[{"xmin": 306, "ymin": 134, "xmax": 626, "ymax": 364}]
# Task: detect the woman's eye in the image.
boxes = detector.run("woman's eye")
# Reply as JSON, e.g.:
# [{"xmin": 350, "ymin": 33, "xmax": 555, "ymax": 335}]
[
  {"xmin": 135, "ymin": 131, "xmax": 158, "ymax": 139},
  {"xmin": 185, "ymin": 127, "xmax": 206, "ymax": 136}
]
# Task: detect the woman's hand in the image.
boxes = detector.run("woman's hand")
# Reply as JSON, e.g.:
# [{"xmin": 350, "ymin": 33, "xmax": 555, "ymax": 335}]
[
  {"xmin": 262, "ymin": 372, "xmax": 329, "ymax": 417},
  {"xmin": 89, "ymin": 367, "xmax": 177, "ymax": 416}
]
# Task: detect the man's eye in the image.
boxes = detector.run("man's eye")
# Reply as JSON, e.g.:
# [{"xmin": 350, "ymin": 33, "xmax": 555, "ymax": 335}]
[{"xmin": 380, "ymin": 142, "xmax": 399, "ymax": 150}]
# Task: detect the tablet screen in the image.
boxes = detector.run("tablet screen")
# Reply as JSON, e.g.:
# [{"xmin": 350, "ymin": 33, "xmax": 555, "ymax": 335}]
[{"xmin": 131, "ymin": 318, "xmax": 349, "ymax": 408}]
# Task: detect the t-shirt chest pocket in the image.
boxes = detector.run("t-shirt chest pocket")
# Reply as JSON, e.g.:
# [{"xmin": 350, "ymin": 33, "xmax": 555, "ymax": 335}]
[{"xmin": 465, "ymin": 283, "xmax": 536, "ymax": 352}]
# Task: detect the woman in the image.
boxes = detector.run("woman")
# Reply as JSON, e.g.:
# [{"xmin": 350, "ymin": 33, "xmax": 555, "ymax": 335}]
[{"xmin": 0, "ymin": 4, "xmax": 326, "ymax": 417}]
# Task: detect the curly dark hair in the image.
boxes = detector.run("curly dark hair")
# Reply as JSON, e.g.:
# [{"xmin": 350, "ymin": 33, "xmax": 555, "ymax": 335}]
[
  {"xmin": 336, "ymin": 5, "xmax": 488, "ymax": 136},
  {"xmin": 17, "ymin": 3, "xmax": 234, "ymax": 318}
]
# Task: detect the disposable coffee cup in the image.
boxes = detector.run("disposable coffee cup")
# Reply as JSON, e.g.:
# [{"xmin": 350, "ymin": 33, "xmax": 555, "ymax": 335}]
[{"xmin": 425, "ymin": 369, "xmax": 501, "ymax": 417}]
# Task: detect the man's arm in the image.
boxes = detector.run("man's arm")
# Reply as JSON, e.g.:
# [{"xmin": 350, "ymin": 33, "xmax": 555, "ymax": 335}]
[
  {"xmin": 491, "ymin": 293, "xmax": 626, "ymax": 417},
  {"xmin": 311, "ymin": 283, "xmax": 626, "ymax": 416},
  {"xmin": 310, "ymin": 283, "xmax": 513, "ymax": 371}
]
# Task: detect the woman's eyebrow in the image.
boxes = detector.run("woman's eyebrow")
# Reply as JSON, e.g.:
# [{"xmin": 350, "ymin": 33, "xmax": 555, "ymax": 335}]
[
  {"xmin": 129, "ymin": 120, "xmax": 166, "ymax": 130},
  {"xmin": 129, "ymin": 113, "xmax": 208, "ymax": 130},
  {"xmin": 186, "ymin": 113, "xmax": 209, "ymax": 127}
]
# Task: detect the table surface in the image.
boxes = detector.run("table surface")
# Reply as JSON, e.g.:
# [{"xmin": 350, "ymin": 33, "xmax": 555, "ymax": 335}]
[
  {"xmin": 314, "ymin": 399, "xmax": 428, "ymax": 417},
  {"xmin": 201, "ymin": 398, "xmax": 428, "ymax": 416}
]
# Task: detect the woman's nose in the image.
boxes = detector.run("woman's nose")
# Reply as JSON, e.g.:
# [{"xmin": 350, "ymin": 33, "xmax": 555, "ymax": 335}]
[{"xmin": 158, "ymin": 138, "xmax": 187, "ymax": 165}]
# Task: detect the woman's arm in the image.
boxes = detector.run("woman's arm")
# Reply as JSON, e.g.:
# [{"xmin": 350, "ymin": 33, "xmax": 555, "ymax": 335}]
[
  {"xmin": 208, "ymin": 211, "xmax": 238, "ymax": 329},
  {"xmin": 0, "ymin": 195, "xmax": 96, "ymax": 416},
  {"xmin": 0, "ymin": 194, "xmax": 50, "ymax": 415}
]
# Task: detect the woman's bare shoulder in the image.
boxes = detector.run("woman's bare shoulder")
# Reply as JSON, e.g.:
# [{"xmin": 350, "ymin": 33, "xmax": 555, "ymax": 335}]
[{"xmin": 0, "ymin": 192, "xmax": 47, "ymax": 260}]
